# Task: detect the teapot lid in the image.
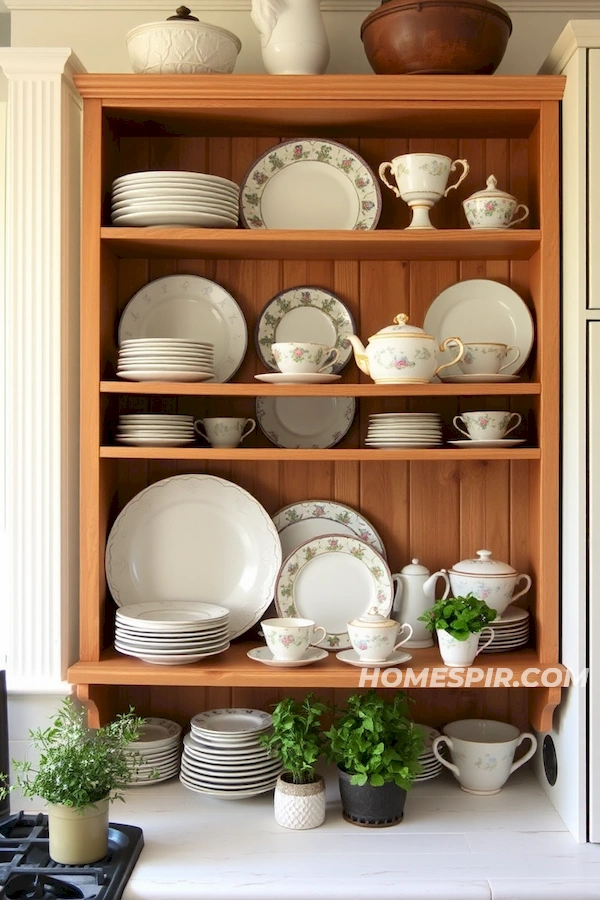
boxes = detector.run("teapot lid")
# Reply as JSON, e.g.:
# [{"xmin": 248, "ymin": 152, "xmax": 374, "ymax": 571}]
[
  {"xmin": 167, "ymin": 5, "xmax": 199, "ymax": 20},
  {"xmin": 370, "ymin": 314, "xmax": 433, "ymax": 340},
  {"xmin": 349, "ymin": 606, "xmax": 396, "ymax": 628},
  {"xmin": 465, "ymin": 175, "xmax": 516, "ymax": 203},
  {"xmin": 451, "ymin": 549, "xmax": 516, "ymax": 576},
  {"xmin": 401, "ymin": 558, "xmax": 430, "ymax": 575}
]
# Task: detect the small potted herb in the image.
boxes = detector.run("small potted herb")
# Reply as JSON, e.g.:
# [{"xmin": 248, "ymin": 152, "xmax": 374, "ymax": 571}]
[
  {"xmin": 259, "ymin": 693, "xmax": 329, "ymax": 829},
  {"xmin": 0, "ymin": 697, "xmax": 145, "ymax": 864},
  {"xmin": 419, "ymin": 592, "xmax": 496, "ymax": 666},
  {"xmin": 324, "ymin": 690, "xmax": 423, "ymax": 827}
]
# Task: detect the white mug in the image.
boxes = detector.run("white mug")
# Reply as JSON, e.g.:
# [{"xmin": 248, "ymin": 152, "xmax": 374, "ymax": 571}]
[
  {"xmin": 458, "ymin": 342, "xmax": 521, "ymax": 375},
  {"xmin": 453, "ymin": 410, "xmax": 522, "ymax": 442},
  {"xmin": 261, "ymin": 617, "xmax": 327, "ymax": 661},
  {"xmin": 432, "ymin": 719, "xmax": 538, "ymax": 794},
  {"xmin": 194, "ymin": 417, "xmax": 256, "ymax": 448}
]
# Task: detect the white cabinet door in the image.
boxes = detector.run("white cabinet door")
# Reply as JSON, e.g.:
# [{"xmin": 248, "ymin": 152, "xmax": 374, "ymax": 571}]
[
  {"xmin": 589, "ymin": 50, "xmax": 600, "ymax": 309},
  {"xmin": 589, "ymin": 322, "xmax": 600, "ymax": 840}
]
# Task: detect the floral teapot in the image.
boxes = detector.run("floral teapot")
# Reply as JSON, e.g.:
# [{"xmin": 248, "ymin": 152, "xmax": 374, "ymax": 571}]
[{"xmin": 346, "ymin": 314, "xmax": 464, "ymax": 384}]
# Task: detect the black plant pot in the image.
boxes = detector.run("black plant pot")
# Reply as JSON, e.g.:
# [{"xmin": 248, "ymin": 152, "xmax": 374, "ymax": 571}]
[{"xmin": 337, "ymin": 767, "xmax": 407, "ymax": 827}]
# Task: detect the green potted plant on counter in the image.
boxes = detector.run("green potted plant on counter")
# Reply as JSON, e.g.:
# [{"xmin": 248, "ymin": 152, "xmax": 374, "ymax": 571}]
[
  {"xmin": 259, "ymin": 693, "xmax": 329, "ymax": 829},
  {"xmin": 419, "ymin": 593, "xmax": 496, "ymax": 667},
  {"xmin": 0, "ymin": 697, "xmax": 145, "ymax": 864}
]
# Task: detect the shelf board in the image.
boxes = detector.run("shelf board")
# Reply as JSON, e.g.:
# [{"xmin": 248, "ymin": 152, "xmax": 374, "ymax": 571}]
[
  {"xmin": 102, "ymin": 228, "xmax": 541, "ymax": 261},
  {"xmin": 101, "ymin": 381, "xmax": 542, "ymax": 397},
  {"xmin": 100, "ymin": 446, "xmax": 540, "ymax": 461}
]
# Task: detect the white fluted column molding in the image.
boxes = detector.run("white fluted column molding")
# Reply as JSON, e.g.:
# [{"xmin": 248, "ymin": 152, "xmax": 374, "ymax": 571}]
[{"xmin": 0, "ymin": 48, "xmax": 85, "ymax": 693}]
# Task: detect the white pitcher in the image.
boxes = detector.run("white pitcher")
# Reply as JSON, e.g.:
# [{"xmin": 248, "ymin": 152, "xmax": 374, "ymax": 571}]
[{"xmin": 251, "ymin": 0, "xmax": 330, "ymax": 75}]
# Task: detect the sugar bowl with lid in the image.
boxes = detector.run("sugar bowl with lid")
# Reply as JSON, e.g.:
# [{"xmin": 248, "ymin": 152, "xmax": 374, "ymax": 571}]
[
  {"xmin": 347, "ymin": 607, "xmax": 413, "ymax": 662},
  {"xmin": 444, "ymin": 549, "xmax": 532, "ymax": 618},
  {"xmin": 463, "ymin": 175, "xmax": 529, "ymax": 230}
]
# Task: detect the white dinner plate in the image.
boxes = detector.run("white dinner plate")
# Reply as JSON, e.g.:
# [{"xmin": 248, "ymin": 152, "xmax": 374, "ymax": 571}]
[
  {"xmin": 256, "ymin": 396, "xmax": 355, "ymax": 449},
  {"xmin": 447, "ymin": 439, "xmax": 526, "ymax": 448},
  {"xmin": 111, "ymin": 201, "xmax": 238, "ymax": 218},
  {"xmin": 113, "ymin": 171, "xmax": 239, "ymax": 190},
  {"xmin": 423, "ymin": 279, "xmax": 534, "ymax": 377},
  {"xmin": 111, "ymin": 210, "xmax": 238, "ymax": 228},
  {"xmin": 118, "ymin": 274, "xmax": 247, "ymax": 383},
  {"xmin": 336, "ymin": 648, "xmax": 412, "ymax": 668},
  {"xmin": 366, "ymin": 441, "xmax": 442, "ymax": 449},
  {"xmin": 116, "ymin": 437, "xmax": 196, "ymax": 447},
  {"xmin": 128, "ymin": 717, "xmax": 182, "ymax": 748},
  {"xmin": 272, "ymin": 499, "xmax": 386, "ymax": 560},
  {"xmin": 115, "ymin": 601, "xmax": 230, "ymax": 627},
  {"xmin": 115, "ymin": 645, "xmax": 229, "ymax": 665},
  {"xmin": 255, "ymin": 286, "xmax": 355, "ymax": 373},
  {"xmin": 184, "ymin": 741, "xmax": 271, "ymax": 761},
  {"xmin": 254, "ymin": 373, "xmax": 342, "ymax": 385},
  {"xmin": 112, "ymin": 186, "xmax": 239, "ymax": 204},
  {"xmin": 246, "ymin": 646, "xmax": 329, "ymax": 667},
  {"xmin": 439, "ymin": 373, "xmax": 520, "ymax": 384},
  {"xmin": 105, "ymin": 475, "xmax": 281, "ymax": 639},
  {"xmin": 240, "ymin": 138, "xmax": 381, "ymax": 230},
  {"xmin": 115, "ymin": 638, "xmax": 229, "ymax": 656},
  {"xmin": 120, "ymin": 338, "xmax": 214, "ymax": 348},
  {"xmin": 275, "ymin": 534, "xmax": 393, "ymax": 650},
  {"xmin": 117, "ymin": 370, "xmax": 214, "ymax": 383},
  {"xmin": 179, "ymin": 774, "xmax": 276, "ymax": 799},
  {"xmin": 190, "ymin": 708, "xmax": 272, "ymax": 736},
  {"xmin": 118, "ymin": 415, "xmax": 194, "ymax": 422}
]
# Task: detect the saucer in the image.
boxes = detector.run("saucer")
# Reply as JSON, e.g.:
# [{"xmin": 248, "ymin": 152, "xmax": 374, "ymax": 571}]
[
  {"xmin": 448, "ymin": 439, "xmax": 527, "ymax": 448},
  {"xmin": 254, "ymin": 373, "xmax": 342, "ymax": 385},
  {"xmin": 439, "ymin": 374, "xmax": 520, "ymax": 384},
  {"xmin": 336, "ymin": 649, "xmax": 412, "ymax": 668},
  {"xmin": 247, "ymin": 646, "xmax": 329, "ymax": 667}
]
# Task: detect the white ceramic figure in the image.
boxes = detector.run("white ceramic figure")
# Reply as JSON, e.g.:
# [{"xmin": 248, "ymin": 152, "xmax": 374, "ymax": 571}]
[{"xmin": 251, "ymin": 0, "xmax": 330, "ymax": 74}]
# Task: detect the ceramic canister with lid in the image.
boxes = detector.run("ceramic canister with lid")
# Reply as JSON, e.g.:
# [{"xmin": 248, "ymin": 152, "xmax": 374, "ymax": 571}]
[{"xmin": 445, "ymin": 549, "xmax": 532, "ymax": 618}]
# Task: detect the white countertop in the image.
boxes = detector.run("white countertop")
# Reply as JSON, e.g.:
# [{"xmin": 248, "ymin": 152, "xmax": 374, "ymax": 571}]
[{"xmin": 112, "ymin": 768, "xmax": 600, "ymax": 900}]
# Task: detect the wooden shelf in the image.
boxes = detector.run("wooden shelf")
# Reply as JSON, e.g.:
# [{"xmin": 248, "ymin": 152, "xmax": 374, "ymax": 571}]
[
  {"xmin": 100, "ymin": 446, "xmax": 541, "ymax": 461},
  {"xmin": 101, "ymin": 381, "xmax": 542, "ymax": 397},
  {"xmin": 102, "ymin": 228, "xmax": 541, "ymax": 261}
]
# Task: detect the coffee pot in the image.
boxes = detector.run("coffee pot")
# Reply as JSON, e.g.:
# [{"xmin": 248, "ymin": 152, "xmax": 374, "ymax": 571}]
[{"xmin": 392, "ymin": 559, "xmax": 450, "ymax": 648}]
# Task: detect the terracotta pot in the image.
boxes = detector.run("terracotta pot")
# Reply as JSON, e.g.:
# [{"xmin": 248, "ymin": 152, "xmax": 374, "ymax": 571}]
[{"xmin": 361, "ymin": 0, "xmax": 512, "ymax": 76}]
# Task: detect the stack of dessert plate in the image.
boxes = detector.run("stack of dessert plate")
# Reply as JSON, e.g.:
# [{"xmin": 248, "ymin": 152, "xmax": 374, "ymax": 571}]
[
  {"xmin": 414, "ymin": 724, "xmax": 443, "ymax": 782},
  {"xmin": 179, "ymin": 708, "xmax": 283, "ymax": 799},
  {"xmin": 117, "ymin": 338, "xmax": 215, "ymax": 383},
  {"xmin": 366, "ymin": 413, "xmax": 443, "ymax": 449},
  {"xmin": 479, "ymin": 605, "xmax": 530, "ymax": 653},
  {"xmin": 114, "ymin": 601, "xmax": 230, "ymax": 666},
  {"xmin": 124, "ymin": 717, "xmax": 182, "ymax": 787},
  {"xmin": 110, "ymin": 170, "xmax": 240, "ymax": 228},
  {"xmin": 116, "ymin": 414, "xmax": 196, "ymax": 448}
]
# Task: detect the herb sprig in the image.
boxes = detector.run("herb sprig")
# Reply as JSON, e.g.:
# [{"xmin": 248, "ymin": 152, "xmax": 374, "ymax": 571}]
[
  {"xmin": 259, "ymin": 694, "xmax": 329, "ymax": 785},
  {"xmin": 419, "ymin": 592, "xmax": 497, "ymax": 641}
]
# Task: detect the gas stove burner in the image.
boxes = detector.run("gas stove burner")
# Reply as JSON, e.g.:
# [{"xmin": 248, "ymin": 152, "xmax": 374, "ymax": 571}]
[{"xmin": 4, "ymin": 873, "xmax": 84, "ymax": 899}]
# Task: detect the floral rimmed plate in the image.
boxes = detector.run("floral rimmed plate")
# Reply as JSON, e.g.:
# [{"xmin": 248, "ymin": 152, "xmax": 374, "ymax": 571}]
[
  {"xmin": 256, "ymin": 396, "xmax": 355, "ymax": 449},
  {"xmin": 272, "ymin": 499, "xmax": 386, "ymax": 560},
  {"xmin": 275, "ymin": 534, "xmax": 393, "ymax": 650},
  {"xmin": 240, "ymin": 138, "xmax": 381, "ymax": 231},
  {"xmin": 254, "ymin": 285, "xmax": 355, "ymax": 373}
]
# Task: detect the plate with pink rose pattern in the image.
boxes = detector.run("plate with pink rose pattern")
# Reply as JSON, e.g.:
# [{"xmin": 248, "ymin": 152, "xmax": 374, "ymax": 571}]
[
  {"xmin": 274, "ymin": 534, "xmax": 393, "ymax": 650},
  {"xmin": 272, "ymin": 500, "xmax": 386, "ymax": 561},
  {"xmin": 240, "ymin": 138, "xmax": 381, "ymax": 231}
]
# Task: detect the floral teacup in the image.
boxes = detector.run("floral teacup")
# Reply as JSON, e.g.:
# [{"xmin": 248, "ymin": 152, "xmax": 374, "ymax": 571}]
[
  {"xmin": 272, "ymin": 341, "xmax": 340, "ymax": 374},
  {"xmin": 261, "ymin": 617, "xmax": 326, "ymax": 661},
  {"xmin": 453, "ymin": 410, "xmax": 522, "ymax": 442},
  {"xmin": 458, "ymin": 342, "xmax": 521, "ymax": 376}
]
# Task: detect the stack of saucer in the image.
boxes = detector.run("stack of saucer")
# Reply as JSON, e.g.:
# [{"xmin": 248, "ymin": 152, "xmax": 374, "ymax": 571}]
[
  {"xmin": 479, "ymin": 605, "xmax": 530, "ymax": 653},
  {"xmin": 117, "ymin": 338, "xmax": 215, "ymax": 383},
  {"xmin": 124, "ymin": 717, "xmax": 182, "ymax": 787},
  {"xmin": 114, "ymin": 601, "xmax": 230, "ymax": 666},
  {"xmin": 414, "ymin": 723, "xmax": 443, "ymax": 782},
  {"xmin": 366, "ymin": 413, "xmax": 443, "ymax": 449},
  {"xmin": 180, "ymin": 708, "xmax": 283, "ymax": 799},
  {"xmin": 110, "ymin": 171, "xmax": 240, "ymax": 229},
  {"xmin": 116, "ymin": 413, "xmax": 196, "ymax": 447}
]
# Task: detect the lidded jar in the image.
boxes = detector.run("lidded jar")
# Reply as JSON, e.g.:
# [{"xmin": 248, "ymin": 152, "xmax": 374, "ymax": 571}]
[
  {"xmin": 463, "ymin": 175, "xmax": 529, "ymax": 230},
  {"xmin": 445, "ymin": 549, "xmax": 532, "ymax": 618}
]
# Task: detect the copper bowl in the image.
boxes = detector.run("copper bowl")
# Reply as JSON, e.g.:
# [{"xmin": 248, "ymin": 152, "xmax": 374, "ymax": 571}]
[{"xmin": 361, "ymin": 0, "xmax": 512, "ymax": 75}]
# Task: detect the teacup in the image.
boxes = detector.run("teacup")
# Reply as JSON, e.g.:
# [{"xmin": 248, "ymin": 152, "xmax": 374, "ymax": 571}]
[
  {"xmin": 458, "ymin": 342, "xmax": 521, "ymax": 376},
  {"xmin": 379, "ymin": 153, "xmax": 470, "ymax": 230},
  {"xmin": 432, "ymin": 719, "xmax": 538, "ymax": 795},
  {"xmin": 194, "ymin": 416, "xmax": 256, "ymax": 448},
  {"xmin": 261, "ymin": 617, "xmax": 327, "ymax": 661},
  {"xmin": 436, "ymin": 627, "xmax": 494, "ymax": 667},
  {"xmin": 453, "ymin": 410, "xmax": 522, "ymax": 442},
  {"xmin": 272, "ymin": 341, "xmax": 340, "ymax": 374},
  {"xmin": 347, "ymin": 620, "xmax": 413, "ymax": 663}
]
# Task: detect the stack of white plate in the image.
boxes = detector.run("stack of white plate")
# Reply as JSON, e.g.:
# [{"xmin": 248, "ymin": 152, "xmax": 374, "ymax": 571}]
[
  {"xmin": 366, "ymin": 413, "xmax": 443, "ymax": 449},
  {"xmin": 124, "ymin": 717, "xmax": 182, "ymax": 787},
  {"xmin": 114, "ymin": 601, "xmax": 231, "ymax": 666},
  {"xmin": 117, "ymin": 414, "xmax": 196, "ymax": 447},
  {"xmin": 117, "ymin": 338, "xmax": 215, "ymax": 383},
  {"xmin": 180, "ymin": 708, "xmax": 283, "ymax": 799},
  {"xmin": 110, "ymin": 170, "xmax": 240, "ymax": 228},
  {"xmin": 479, "ymin": 605, "xmax": 530, "ymax": 653},
  {"xmin": 414, "ymin": 723, "xmax": 444, "ymax": 782}
]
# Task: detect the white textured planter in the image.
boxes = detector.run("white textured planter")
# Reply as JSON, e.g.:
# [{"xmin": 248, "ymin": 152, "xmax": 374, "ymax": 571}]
[
  {"xmin": 47, "ymin": 798, "xmax": 109, "ymax": 864},
  {"xmin": 274, "ymin": 773, "xmax": 326, "ymax": 829}
]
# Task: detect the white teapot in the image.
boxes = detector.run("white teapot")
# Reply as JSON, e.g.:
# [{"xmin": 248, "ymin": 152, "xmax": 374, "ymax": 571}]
[
  {"xmin": 444, "ymin": 549, "xmax": 532, "ymax": 618},
  {"xmin": 346, "ymin": 314, "xmax": 464, "ymax": 384},
  {"xmin": 392, "ymin": 559, "xmax": 450, "ymax": 649}
]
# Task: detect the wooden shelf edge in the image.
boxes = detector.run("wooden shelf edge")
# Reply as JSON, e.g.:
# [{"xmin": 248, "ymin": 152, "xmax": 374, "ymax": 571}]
[
  {"xmin": 529, "ymin": 685, "xmax": 563, "ymax": 733},
  {"xmin": 100, "ymin": 381, "xmax": 542, "ymax": 397},
  {"xmin": 99, "ymin": 447, "xmax": 541, "ymax": 461}
]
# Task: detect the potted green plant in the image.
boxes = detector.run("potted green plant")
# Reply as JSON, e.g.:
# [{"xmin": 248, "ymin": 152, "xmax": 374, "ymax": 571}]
[
  {"xmin": 0, "ymin": 697, "xmax": 145, "ymax": 864},
  {"xmin": 324, "ymin": 690, "xmax": 423, "ymax": 827},
  {"xmin": 419, "ymin": 592, "xmax": 497, "ymax": 667},
  {"xmin": 259, "ymin": 693, "xmax": 329, "ymax": 829}
]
